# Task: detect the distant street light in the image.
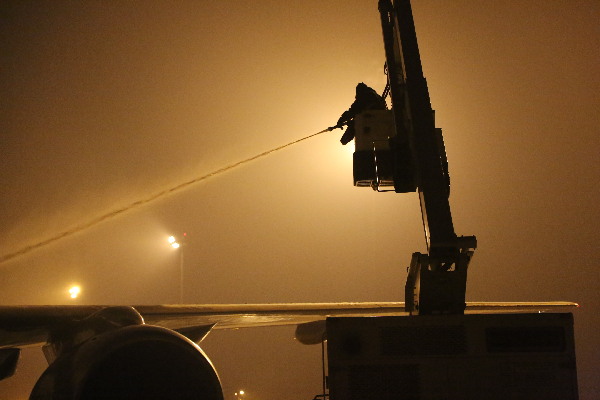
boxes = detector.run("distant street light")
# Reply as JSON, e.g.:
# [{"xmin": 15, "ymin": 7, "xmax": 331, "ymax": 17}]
[
  {"xmin": 68, "ymin": 285, "xmax": 81, "ymax": 299},
  {"xmin": 168, "ymin": 236, "xmax": 180, "ymax": 249},
  {"xmin": 168, "ymin": 233, "xmax": 186, "ymax": 303}
]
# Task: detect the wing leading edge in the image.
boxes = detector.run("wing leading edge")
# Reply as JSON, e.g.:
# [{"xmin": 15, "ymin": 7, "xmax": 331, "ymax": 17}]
[{"xmin": 0, "ymin": 301, "xmax": 578, "ymax": 350}]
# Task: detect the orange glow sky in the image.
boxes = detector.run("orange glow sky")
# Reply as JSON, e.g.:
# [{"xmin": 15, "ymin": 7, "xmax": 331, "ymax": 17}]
[{"xmin": 1, "ymin": 1, "xmax": 599, "ymax": 398}]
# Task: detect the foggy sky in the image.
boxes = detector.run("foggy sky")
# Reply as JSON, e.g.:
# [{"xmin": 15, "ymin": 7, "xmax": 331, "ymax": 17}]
[{"xmin": 1, "ymin": 1, "xmax": 599, "ymax": 399}]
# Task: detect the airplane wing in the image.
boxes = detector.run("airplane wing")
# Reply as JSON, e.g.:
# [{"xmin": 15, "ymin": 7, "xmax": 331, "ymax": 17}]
[
  {"xmin": 0, "ymin": 301, "xmax": 578, "ymax": 398},
  {"xmin": 0, "ymin": 301, "xmax": 578, "ymax": 349}
]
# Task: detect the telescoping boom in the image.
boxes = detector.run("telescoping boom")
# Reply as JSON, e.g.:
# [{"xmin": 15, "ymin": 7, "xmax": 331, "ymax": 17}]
[{"xmin": 350, "ymin": 0, "xmax": 477, "ymax": 315}]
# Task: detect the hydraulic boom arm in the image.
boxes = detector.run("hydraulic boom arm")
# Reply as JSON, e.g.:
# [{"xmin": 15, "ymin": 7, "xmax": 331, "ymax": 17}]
[{"xmin": 378, "ymin": 0, "xmax": 476, "ymax": 315}]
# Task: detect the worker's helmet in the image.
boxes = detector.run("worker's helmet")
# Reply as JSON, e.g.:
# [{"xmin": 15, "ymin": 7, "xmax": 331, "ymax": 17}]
[{"xmin": 356, "ymin": 82, "xmax": 370, "ymax": 95}]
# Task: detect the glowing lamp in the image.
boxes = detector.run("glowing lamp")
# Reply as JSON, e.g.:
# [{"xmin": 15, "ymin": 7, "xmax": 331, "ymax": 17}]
[
  {"xmin": 168, "ymin": 235, "xmax": 181, "ymax": 248},
  {"xmin": 69, "ymin": 286, "xmax": 81, "ymax": 299}
]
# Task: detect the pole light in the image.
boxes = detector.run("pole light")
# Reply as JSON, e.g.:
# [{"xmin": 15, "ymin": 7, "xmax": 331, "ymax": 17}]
[
  {"xmin": 168, "ymin": 233, "xmax": 187, "ymax": 303},
  {"xmin": 168, "ymin": 236, "xmax": 180, "ymax": 248},
  {"xmin": 68, "ymin": 285, "xmax": 81, "ymax": 299}
]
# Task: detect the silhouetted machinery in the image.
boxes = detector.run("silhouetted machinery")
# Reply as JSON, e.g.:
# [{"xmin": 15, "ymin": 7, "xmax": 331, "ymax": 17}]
[
  {"xmin": 325, "ymin": 1, "xmax": 579, "ymax": 399},
  {"xmin": 326, "ymin": 314, "xmax": 578, "ymax": 400},
  {"xmin": 351, "ymin": 0, "xmax": 477, "ymax": 317}
]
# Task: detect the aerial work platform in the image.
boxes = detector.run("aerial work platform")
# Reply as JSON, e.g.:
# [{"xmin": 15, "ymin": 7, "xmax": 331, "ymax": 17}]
[
  {"xmin": 323, "ymin": 0, "xmax": 580, "ymax": 396},
  {"xmin": 352, "ymin": 110, "xmax": 396, "ymax": 189}
]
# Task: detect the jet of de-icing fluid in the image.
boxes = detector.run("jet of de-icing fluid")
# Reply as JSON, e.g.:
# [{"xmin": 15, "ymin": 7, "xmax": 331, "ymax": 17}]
[{"xmin": 0, "ymin": 128, "xmax": 333, "ymax": 264}]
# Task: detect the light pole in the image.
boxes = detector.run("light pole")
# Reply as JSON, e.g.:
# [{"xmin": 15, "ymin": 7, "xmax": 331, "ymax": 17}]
[{"xmin": 168, "ymin": 233, "xmax": 186, "ymax": 303}]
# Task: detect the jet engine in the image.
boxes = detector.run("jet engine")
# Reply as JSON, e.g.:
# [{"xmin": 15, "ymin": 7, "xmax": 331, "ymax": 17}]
[{"xmin": 30, "ymin": 324, "xmax": 223, "ymax": 400}]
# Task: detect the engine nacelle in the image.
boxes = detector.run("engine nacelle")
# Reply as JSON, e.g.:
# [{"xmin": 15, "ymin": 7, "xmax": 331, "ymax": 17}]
[{"xmin": 30, "ymin": 325, "xmax": 223, "ymax": 400}]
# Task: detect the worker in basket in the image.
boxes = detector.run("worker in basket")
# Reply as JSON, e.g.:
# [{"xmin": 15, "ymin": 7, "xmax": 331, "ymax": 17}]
[{"xmin": 335, "ymin": 82, "xmax": 387, "ymax": 145}]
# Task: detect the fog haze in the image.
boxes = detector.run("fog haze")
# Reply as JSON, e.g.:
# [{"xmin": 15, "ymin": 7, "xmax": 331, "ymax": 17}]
[{"xmin": 1, "ymin": 1, "xmax": 598, "ymax": 399}]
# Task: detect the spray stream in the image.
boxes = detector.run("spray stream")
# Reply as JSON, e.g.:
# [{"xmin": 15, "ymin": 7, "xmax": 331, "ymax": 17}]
[{"xmin": 0, "ymin": 127, "xmax": 337, "ymax": 264}]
